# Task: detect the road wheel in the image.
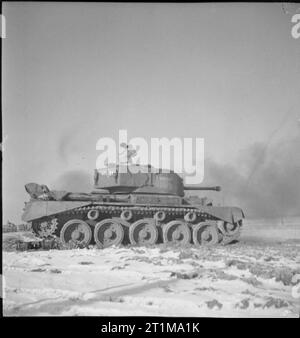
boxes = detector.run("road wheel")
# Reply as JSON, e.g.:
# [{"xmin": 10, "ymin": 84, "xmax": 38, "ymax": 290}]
[
  {"xmin": 60, "ymin": 219, "xmax": 92, "ymax": 246},
  {"xmin": 129, "ymin": 219, "xmax": 158, "ymax": 245},
  {"xmin": 163, "ymin": 220, "xmax": 191, "ymax": 245},
  {"xmin": 193, "ymin": 223, "xmax": 219, "ymax": 246},
  {"xmin": 94, "ymin": 218, "xmax": 124, "ymax": 248}
]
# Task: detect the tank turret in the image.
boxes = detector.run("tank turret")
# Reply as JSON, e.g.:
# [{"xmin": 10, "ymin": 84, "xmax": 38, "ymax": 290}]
[{"xmin": 94, "ymin": 164, "xmax": 222, "ymax": 197}]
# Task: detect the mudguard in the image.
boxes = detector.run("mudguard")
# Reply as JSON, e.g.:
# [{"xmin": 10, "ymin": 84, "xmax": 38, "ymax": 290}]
[
  {"xmin": 22, "ymin": 200, "xmax": 92, "ymax": 222},
  {"xmin": 194, "ymin": 206, "xmax": 245, "ymax": 224}
]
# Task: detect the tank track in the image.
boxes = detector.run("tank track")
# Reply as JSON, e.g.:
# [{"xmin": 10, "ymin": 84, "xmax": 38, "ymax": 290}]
[{"xmin": 31, "ymin": 204, "xmax": 242, "ymax": 248}]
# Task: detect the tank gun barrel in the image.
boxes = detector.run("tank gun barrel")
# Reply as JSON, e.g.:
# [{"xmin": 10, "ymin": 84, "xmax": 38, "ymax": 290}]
[{"xmin": 184, "ymin": 185, "xmax": 221, "ymax": 192}]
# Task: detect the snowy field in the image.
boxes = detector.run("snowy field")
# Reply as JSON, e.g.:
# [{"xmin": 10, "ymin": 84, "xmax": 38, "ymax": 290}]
[{"xmin": 2, "ymin": 218, "xmax": 300, "ymax": 317}]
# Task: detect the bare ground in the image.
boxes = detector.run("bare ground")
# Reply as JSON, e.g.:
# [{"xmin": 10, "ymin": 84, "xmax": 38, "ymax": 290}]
[{"xmin": 2, "ymin": 218, "xmax": 300, "ymax": 317}]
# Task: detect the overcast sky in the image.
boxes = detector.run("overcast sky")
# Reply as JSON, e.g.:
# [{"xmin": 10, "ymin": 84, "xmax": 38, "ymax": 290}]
[{"xmin": 2, "ymin": 2, "xmax": 300, "ymax": 223}]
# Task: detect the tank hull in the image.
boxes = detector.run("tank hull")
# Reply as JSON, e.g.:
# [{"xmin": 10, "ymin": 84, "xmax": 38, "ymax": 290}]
[{"xmin": 22, "ymin": 198, "xmax": 244, "ymax": 247}]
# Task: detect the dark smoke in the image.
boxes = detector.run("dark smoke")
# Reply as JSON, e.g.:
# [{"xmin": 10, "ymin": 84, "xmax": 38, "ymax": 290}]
[
  {"xmin": 53, "ymin": 132, "xmax": 300, "ymax": 218},
  {"xmin": 52, "ymin": 170, "xmax": 92, "ymax": 193},
  {"xmin": 203, "ymin": 136, "xmax": 300, "ymax": 218},
  {"xmin": 57, "ymin": 126, "xmax": 84, "ymax": 164},
  {"xmin": 58, "ymin": 131, "xmax": 76, "ymax": 164}
]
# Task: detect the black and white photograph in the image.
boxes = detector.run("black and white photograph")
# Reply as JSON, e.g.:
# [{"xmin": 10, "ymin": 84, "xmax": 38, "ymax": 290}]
[{"xmin": 2, "ymin": 2, "xmax": 300, "ymax": 319}]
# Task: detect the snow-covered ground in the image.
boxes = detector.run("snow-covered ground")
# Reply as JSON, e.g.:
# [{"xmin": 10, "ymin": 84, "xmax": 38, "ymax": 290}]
[{"xmin": 2, "ymin": 218, "xmax": 300, "ymax": 317}]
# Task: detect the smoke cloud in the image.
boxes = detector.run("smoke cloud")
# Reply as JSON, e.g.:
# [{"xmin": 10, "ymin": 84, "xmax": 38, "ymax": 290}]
[
  {"xmin": 57, "ymin": 125, "xmax": 87, "ymax": 165},
  {"xmin": 52, "ymin": 170, "xmax": 92, "ymax": 193},
  {"xmin": 53, "ymin": 131, "xmax": 300, "ymax": 219},
  {"xmin": 203, "ymin": 135, "xmax": 300, "ymax": 218}
]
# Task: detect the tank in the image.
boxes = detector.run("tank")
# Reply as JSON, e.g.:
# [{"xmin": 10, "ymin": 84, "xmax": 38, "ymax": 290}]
[{"xmin": 22, "ymin": 161, "xmax": 245, "ymax": 248}]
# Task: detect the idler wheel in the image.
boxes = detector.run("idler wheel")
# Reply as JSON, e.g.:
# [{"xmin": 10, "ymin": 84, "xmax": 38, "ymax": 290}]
[
  {"xmin": 163, "ymin": 220, "xmax": 191, "ymax": 245},
  {"xmin": 193, "ymin": 223, "xmax": 219, "ymax": 246},
  {"xmin": 94, "ymin": 219, "xmax": 124, "ymax": 248},
  {"xmin": 60, "ymin": 219, "xmax": 92, "ymax": 246},
  {"xmin": 129, "ymin": 219, "xmax": 158, "ymax": 245},
  {"xmin": 221, "ymin": 221, "xmax": 241, "ymax": 236}
]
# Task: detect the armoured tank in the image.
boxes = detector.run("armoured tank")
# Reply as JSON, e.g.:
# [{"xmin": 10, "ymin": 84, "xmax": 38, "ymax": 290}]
[{"xmin": 22, "ymin": 162, "xmax": 245, "ymax": 248}]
